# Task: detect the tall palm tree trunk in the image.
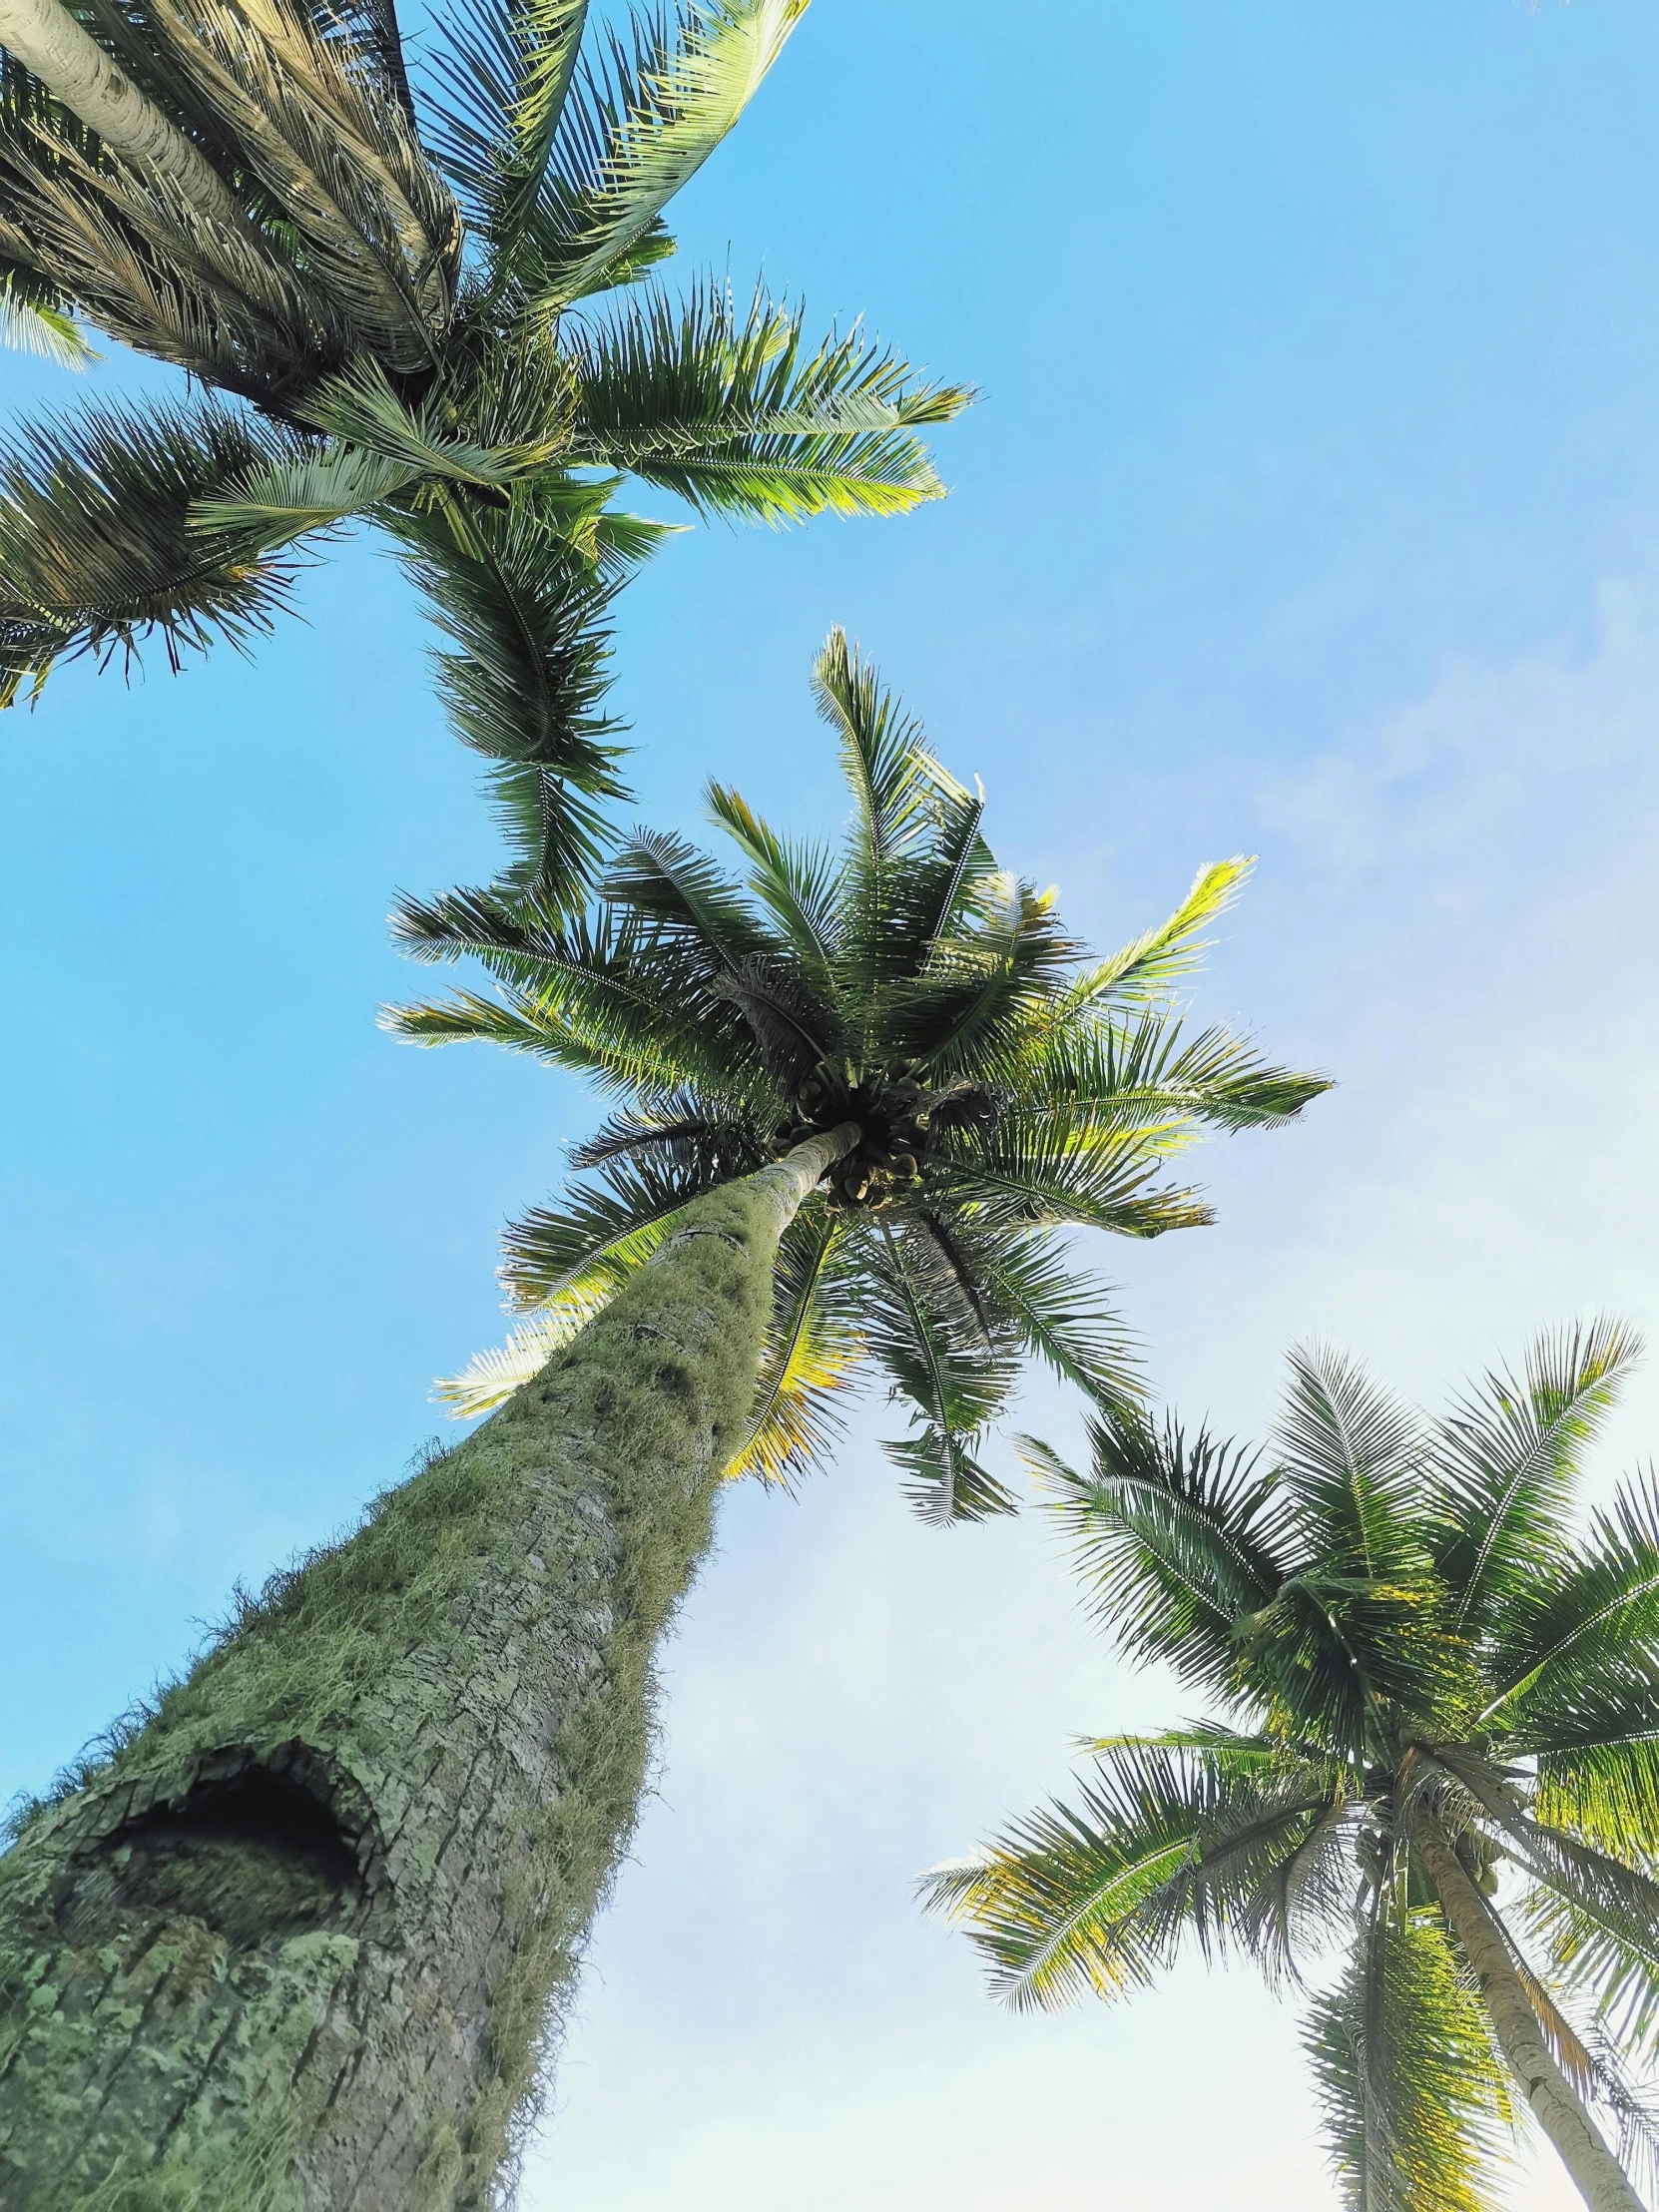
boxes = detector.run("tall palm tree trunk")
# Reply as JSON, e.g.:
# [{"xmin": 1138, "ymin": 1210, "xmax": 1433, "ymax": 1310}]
[
  {"xmin": 0, "ymin": 0, "xmax": 245, "ymax": 229},
  {"xmin": 0, "ymin": 1125, "xmax": 856, "ymax": 2212},
  {"xmin": 1411, "ymin": 1813, "xmax": 1647, "ymax": 2212}
]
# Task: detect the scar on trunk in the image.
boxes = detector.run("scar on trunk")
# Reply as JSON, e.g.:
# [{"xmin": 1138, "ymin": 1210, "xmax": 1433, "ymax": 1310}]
[{"xmin": 53, "ymin": 1742, "xmax": 390, "ymax": 1951}]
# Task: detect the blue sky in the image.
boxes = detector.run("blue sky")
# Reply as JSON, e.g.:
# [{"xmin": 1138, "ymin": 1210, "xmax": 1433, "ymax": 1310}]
[{"xmin": 4, "ymin": 2, "xmax": 1659, "ymax": 2203}]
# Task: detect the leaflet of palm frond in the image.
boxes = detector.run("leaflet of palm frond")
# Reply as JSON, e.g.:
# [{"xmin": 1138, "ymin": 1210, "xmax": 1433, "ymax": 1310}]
[
  {"xmin": 1000, "ymin": 1015, "xmax": 1334, "ymax": 1141},
  {"xmin": 0, "ymin": 262, "xmax": 93, "ymax": 360},
  {"xmin": 730, "ymin": 1206, "xmax": 861, "ymax": 1485},
  {"xmin": 295, "ymin": 355, "xmax": 574, "ymax": 483},
  {"xmin": 862, "ymin": 1216, "xmax": 1021, "ymax": 1522},
  {"xmin": 1273, "ymin": 1344, "xmax": 1430, "ymax": 1580},
  {"xmin": 704, "ymin": 783, "xmax": 839, "ymax": 985},
  {"xmin": 1306, "ymin": 1906, "xmax": 1510, "ymax": 2212},
  {"xmin": 519, "ymin": 0, "xmax": 808, "ymax": 312},
  {"xmin": 1026, "ymin": 1411, "xmax": 1289, "ymax": 1691},
  {"xmin": 190, "ymin": 441, "xmax": 428, "ymax": 547},
  {"xmin": 930, "ymin": 1116, "xmax": 1212, "ymax": 1237},
  {"xmin": 0, "ymin": 394, "xmax": 304, "ymax": 699},
  {"xmin": 390, "ymin": 500, "xmax": 628, "ymax": 902},
  {"xmin": 1433, "ymin": 1319, "xmax": 1639, "ymax": 1638}
]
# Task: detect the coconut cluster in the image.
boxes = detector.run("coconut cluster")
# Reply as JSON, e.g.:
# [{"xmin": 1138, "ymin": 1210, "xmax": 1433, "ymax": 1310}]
[{"xmin": 770, "ymin": 1071, "xmax": 998, "ymax": 1213}]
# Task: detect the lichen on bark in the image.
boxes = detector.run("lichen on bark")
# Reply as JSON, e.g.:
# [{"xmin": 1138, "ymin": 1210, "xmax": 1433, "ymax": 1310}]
[{"xmin": 0, "ymin": 1141, "xmax": 847, "ymax": 2209}]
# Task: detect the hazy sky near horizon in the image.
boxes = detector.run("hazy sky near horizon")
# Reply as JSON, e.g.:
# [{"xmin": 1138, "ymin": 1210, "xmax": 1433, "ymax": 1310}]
[{"xmin": 4, "ymin": 3, "xmax": 1659, "ymax": 2205}]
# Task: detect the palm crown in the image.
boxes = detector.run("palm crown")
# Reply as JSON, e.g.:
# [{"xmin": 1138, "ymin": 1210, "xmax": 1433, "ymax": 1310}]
[
  {"xmin": 385, "ymin": 631, "xmax": 1329, "ymax": 1522},
  {"xmin": 927, "ymin": 1324, "xmax": 1659, "ymax": 2208},
  {"xmin": 0, "ymin": 0, "xmax": 966, "ymax": 893}
]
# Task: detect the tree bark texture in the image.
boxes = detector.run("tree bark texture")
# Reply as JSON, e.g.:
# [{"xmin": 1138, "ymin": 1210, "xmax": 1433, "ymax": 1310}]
[
  {"xmin": 0, "ymin": 1131, "xmax": 855, "ymax": 2211},
  {"xmin": 1412, "ymin": 1812, "xmax": 1648, "ymax": 2212},
  {"xmin": 0, "ymin": 0, "xmax": 245, "ymax": 228}
]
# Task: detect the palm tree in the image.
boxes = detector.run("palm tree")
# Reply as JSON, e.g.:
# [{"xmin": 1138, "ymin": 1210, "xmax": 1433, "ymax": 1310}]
[
  {"xmin": 0, "ymin": 0, "xmax": 966, "ymax": 894},
  {"xmin": 388, "ymin": 628, "xmax": 1332, "ymax": 1520},
  {"xmin": 0, "ymin": 636, "xmax": 1325, "ymax": 2208},
  {"xmin": 925, "ymin": 1323, "xmax": 1659, "ymax": 2212}
]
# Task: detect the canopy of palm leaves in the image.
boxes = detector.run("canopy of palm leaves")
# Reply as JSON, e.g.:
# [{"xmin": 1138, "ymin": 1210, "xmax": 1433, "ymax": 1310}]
[
  {"xmin": 383, "ymin": 629, "xmax": 1329, "ymax": 1522},
  {"xmin": 0, "ymin": 0, "xmax": 967, "ymax": 893},
  {"xmin": 925, "ymin": 1323, "xmax": 1659, "ymax": 2207}
]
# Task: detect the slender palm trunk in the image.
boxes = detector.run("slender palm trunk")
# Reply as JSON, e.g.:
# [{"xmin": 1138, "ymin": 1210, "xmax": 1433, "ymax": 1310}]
[
  {"xmin": 0, "ymin": 0, "xmax": 244, "ymax": 228},
  {"xmin": 0, "ymin": 1126, "xmax": 856, "ymax": 2212},
  {"xmin": 1412, "ymin": 1812, "xmax": 1647, "ymax": 2212}
]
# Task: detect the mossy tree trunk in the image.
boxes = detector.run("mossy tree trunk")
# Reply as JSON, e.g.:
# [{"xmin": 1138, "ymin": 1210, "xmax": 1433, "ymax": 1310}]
[{"xmin": 0, "ymin": 1129, "xmax": 855, "ymax": 2212}]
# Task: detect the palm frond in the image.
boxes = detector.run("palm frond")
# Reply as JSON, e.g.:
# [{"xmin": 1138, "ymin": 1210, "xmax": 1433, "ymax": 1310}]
[
  {"xmin": 0, "ymin": 267, "xmax": 93, "ymax": 364},
  {"xmin": 706, "ymin": 779, "xmax": 840, "ymax": 987},
  {"xmin": 969, "ymin": 1231, "xmax": 1139, "ymax": 1412},
  {"xmin": 930, "ymin": 1113, "xmax": 1213, "ymax": 1239},
  {"xmin": 921, "ymin": 1743, "xmax": 1341, "ymax": 2011},
  {"xmin": 1276, "ymin": 1343, "xmax": 1428, "ymax": 1577},
  {"xmin": 1433, "ymin": 1319, "xmax": 1640, "ymax": 1639},
  {"xmin": 1306, "ymin": 1904, "xmax": 1511, "ymax": 2212},
  {"xmin": 389, "ymin": 495, "xmax": 631, "ymax": 899},
  {"xmin": 1053, "ymin": 858, "xmax": 1253, "ymax": 1019},
  {"xmin": 864, "ymin": 1215, "xmax": 1021, "ymax": 1522},
  {"xmin": 434, "ymin": 1280, "xmax": 620, "ymax": 1413},
  {"xmin": 570, "ymin": 279, "xmax": 970, "ymax": 521},
  {"xmin": 525, "ymin": 0, "xmax": 808, "ymax": 309},
  {"xmin": 1000, "ymin": 1013, "xmax": 1333, "ymax": 1142},
  {"xmin": 1031, "ymin": 1407, "xmax": 1290, "ymax": 1697},
  {"xmin": 727, "ymin": 1205, "xmax": 861, "ymax": 1485},
  {"xmin": 0, "ymin": 394, "xmax": 304, "ymax": 704}
]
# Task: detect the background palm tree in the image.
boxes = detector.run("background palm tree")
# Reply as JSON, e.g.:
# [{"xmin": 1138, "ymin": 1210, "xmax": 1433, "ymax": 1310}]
[
  {"xmin": 388, "ymin": 626, "xmax": 1332, "ymax": 1521},
  {"xmin": 926, "ymin": 1322, "xmax": 1659, "ymax": 2212},
  {"xmin": 0, "ymin": 636, "xmax": 1325, "ymax": 2209},
  {"xmin": 0, "ymin": 0, "xmax": 966, "ymax": 893}
]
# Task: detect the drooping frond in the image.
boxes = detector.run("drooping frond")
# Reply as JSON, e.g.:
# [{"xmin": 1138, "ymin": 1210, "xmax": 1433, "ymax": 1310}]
[
  {"xmin": 921, "ymin": 1742, "xmax": 1344, "ymax": 2012},
  {"xmin": 389, "ymin": 494, "xmax": 632, "ymax": 900},
  {"xmin": 862, "ymin": 1214, "xmax": 1022, "ymax": 1523},
  {"xmin": 0, "ymin": 393, "xmax": 305, "ymax": 704},
  {"xmin": 728, "ymin": 1204, "xmax": 860, "ymax": 1484},
  {"xmin": 1306, "ymin": 1904, "xmax": 1511, "ymax": 2212},
  {"xmin": 1031, "ymin": 1408, "xmax": 1290, "ymax": 1698}
]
